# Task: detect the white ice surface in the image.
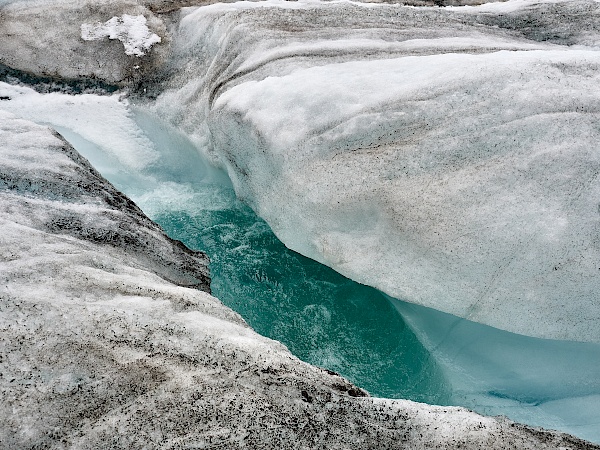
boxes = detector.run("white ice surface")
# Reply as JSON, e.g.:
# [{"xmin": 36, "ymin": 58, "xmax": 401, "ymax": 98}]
[
  {"xmin": 0, "ymin": 83, "xmax": 157, "ymax": 171},
  {"xmin": 454, "ymin": 0, "xmax": 581, "ymax": 13},
  {"xmin": 0, "ymin": 1, "xmax": 166, "ymax": 84}
]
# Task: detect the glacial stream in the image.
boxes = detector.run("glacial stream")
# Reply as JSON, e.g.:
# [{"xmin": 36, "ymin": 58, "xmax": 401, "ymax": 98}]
[
  {"xmin": 96, "ymin": 109, "xmax": 600, "ymax": 444},
  {"xmin": 110, "ymin": 109, "xmax": 452, "ymax": 405},
  {"xmin": 1, "ymin": 84, "xmax": 599, "ymax": 443}
]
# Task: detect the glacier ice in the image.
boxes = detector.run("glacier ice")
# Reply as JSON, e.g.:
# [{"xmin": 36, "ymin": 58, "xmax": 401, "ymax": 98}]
[
  {"xmin": 2, "ymin": 0, "xmax": 600, "ymax": 445},
  {"xmin": 391, "ymin": 297, "xmax": 600, "ymax": 443},
  {"xmin": 3, "ymin": 82, "xmax": 599, "ymax": 442}
]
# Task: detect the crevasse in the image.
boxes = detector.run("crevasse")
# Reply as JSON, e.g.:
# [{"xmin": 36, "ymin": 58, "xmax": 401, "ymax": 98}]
[{"xmin": 2, "ymin": 0, "xmax": 600, "ymax": 442}]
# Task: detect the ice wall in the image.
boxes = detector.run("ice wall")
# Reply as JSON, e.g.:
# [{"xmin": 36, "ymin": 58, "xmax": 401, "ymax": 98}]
[
  {"xmin": 150, "ymin": 0, "xmax": 600, "ymax": 342},
  {"xmin": 391, "ymin": 296, "xmax": 600, "ymax": 443}
]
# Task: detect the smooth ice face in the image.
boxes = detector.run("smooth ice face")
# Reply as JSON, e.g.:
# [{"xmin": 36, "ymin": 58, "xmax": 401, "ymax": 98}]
[
  {"xmin": 391, "ymin": 297, "xmax": 600, "ymax": 443},
  {"xmin": 151, "ymin": 0, "xmax": 600, "ymax": 342}
]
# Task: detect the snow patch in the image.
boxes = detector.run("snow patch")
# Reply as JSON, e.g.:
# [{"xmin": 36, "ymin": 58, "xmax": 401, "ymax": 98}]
[{"xmin": 81, "ymin": 14, "xmax": 161, "ymax": 57}]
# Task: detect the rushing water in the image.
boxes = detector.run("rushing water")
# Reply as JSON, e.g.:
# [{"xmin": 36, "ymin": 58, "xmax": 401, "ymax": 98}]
[{"xmin": 153, "ymin": 190, "xmax": 451, "ymax": 404}]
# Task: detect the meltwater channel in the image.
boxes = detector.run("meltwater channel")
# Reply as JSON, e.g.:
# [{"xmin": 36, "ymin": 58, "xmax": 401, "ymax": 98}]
[{"xmin": 10, "ymin": 96, "xmax": 600, "ymax": 444}]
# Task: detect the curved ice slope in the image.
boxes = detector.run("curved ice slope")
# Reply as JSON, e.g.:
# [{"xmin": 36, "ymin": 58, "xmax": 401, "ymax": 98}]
[
  {"xmin": 392, "ymin": 298, "xmax": 600, "ymax": 443},
  {"xmin": 151, "ymin": 0, "xmax": 600, "ymax": 342}
]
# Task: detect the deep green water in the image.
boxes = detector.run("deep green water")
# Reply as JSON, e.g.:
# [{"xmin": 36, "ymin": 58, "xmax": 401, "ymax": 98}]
[{"xmin": 152, "ymin": 193, "xmax": 451, "ymax": 403}]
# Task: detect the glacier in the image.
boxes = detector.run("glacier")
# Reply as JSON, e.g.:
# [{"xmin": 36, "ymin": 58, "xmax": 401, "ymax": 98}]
[
  {"xmin": 2, "ymin": 0, "xmax": 600, "ymax": 446},
  {"xmin": 5, "ymin": 110, "xmax": 598, "ymax": 448},
  {"xmin": 3, "ymin": 81, "xmax": 599, "ymax": 443}
]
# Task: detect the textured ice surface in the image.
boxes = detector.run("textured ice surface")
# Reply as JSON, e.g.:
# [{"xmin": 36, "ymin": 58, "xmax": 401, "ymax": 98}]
[
  {"xmin": 4, "ymin": 111, "xmax": 596, "ymax": 448},
  {"xmin": 0, "ymin": 0, "xmax": 166, "ymax": 84},
  {"xmin": 0, "ymin": 109, "xmax": 211, "ymax": 292},
  {"xmin": 147, "ymin": 0, "xmax": 600, "ymax": 342}
]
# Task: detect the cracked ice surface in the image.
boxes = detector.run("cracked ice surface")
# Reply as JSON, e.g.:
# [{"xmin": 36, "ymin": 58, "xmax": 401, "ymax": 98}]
[{"xmin": 151, "ymin": 0, "xmax": 600, "ymax": 342}]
